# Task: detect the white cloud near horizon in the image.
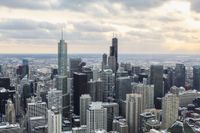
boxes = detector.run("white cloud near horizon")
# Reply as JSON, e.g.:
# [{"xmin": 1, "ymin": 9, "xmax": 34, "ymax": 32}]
[{"xmin": 0, "ymin": 0, "xmax": 199, "ymax": 54}]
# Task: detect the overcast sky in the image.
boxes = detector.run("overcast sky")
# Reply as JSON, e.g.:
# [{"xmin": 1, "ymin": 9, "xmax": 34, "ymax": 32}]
[{"xmin": 0, "ymin": 0, "xmax": 200, "ymax": 54}]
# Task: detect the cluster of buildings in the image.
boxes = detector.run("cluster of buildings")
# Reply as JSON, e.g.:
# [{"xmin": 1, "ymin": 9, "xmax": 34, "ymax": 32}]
[{"xmin": 0, "ymin": 36, "xmax": 200, "ymax": 133}]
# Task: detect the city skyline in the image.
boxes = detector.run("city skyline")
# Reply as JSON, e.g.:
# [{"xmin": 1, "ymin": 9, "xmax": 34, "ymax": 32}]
[{"xmin": 0, "ymin": 0, "xmax": 200, "ymax": 54}]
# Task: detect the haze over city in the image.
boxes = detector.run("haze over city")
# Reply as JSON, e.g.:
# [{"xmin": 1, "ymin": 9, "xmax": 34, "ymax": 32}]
[{"xmin": 0, "ymin": 0, "xmax": 200, "ymax": 54}]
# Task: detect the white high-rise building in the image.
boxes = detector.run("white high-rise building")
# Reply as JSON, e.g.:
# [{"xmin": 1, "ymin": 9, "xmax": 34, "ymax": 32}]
[
  {"xmin": 132, "ymin": 82, "xmax": 154, "ymax": 110},
  {"xmin": 5, "ymin": 99, "xmax": 16, "ymax": 124},
  {"xmin": 87, "ymin": 102, "xmax": 107, "ymax": 133},
  {"xmin": 162, "ymin": 93, "xmax": 179, "ymax": 129},
  {"xmin": 27, "ymin": 101, "xmax": 47, "ymax": 118},
  {"xmin": 126, "ymin": 93, "xmax": 142, "ymax": 133},
  {"xmin": 80, "ymin": 94, "xmax": 92, "ymax": 125},
  {"xmin": 48, "ymin": 109, "xmax": 62, "ymax": 133},
  {"xmin": 47, "ymin": 88, "xmax": 62, "ymax": 112}
]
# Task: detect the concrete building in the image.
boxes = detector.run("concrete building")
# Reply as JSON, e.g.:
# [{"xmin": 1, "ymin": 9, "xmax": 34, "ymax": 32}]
[
  {"xmin": 179, "ymin": 90, "xmax": 200, "ymax": 107},
  {"xmin": 162, "ymin": 93, "xmax": 179, "ymax": 129},
  {"xmin": 5, "ymin": 99, "xmax": 16, "ymax": 124},
  {"xmin": 0, "ymin": 122, "xmax": 24, "ymax": 133},
  {"xmin": 87, "ymin": 102, "xmax": 107, "ymax": 133},
  {"xmin": 132, "ymin": 82, "xmax": 154, "ymax": 110},
  {"xmin": 116, "ymin": 76, "xmax": 132, "ymax": 117},
  {"xmin": 102, "ymin": 102, "xmax": 119, "ymax": 131},
  {"xmin": 47, "ymin": 88, "xmax": 62, "ymax": 112},
  {"xmin": 101, "ymin": 69, "xmax": 114, "ymax": 102},
  {"xmin": 88, "ymin": 79, "xmax": 104, "ymax": 102},
  {"xmin": 48, "ymin": 109, "xmax": 62, "ymax": 133},
  {"xmin": 112, "ymin": 117, "xmax": 128, "ymax": 133},
  {"xmin": 126, "ymin": 93, "xmax": 143, "ymax": 133},
  {"xmin": 27, "ymin": 100, "xmax": 47, "ymax": 118},
  {"xmin": 72, "ymin": 125, "xmax": 87, "ymax": 133},
  {"xmin": 80, "ymin": 94, "xmax": 91, "ymax": 125}
]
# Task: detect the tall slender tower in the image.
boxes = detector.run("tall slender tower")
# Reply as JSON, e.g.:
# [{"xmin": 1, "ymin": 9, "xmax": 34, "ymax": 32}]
[
  {"xmin": 58, "ymin": 30, "xmax": 68, "ymax": 76},
  {"xmin": 109, "ymin": 37, "xmax": 118, "ymax": 72},
  {"xmin": 57, "ymin": 30, "xmax": 69, "ymax": 118}
]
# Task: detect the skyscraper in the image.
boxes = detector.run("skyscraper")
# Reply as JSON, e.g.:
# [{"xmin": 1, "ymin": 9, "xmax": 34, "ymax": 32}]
[
  {"xmin": 22, "ymin": 59, "xmax": 29, "ymax": 78},
  {"xmin": 5, "ymin": 99, "xmax": 16, "ymax": 124},
  {"xmin": 101, "ymin": 69, "xmax": 114, "ymax": 102},
  {"xmin": 57, "ymin": 33, "xmax": 69, "ymax": 118},
  {"xmin": 80, "ymin": 94, "xmax": 91, "ymax": 125},
  {"xmin": 87, "ymin": 102, "xmax": 107, "ymax": 133},
  {"xmin": 162, "ymin": 93, "xmax": 179, "ymax": 129},
  {"xmin": 126, "ymin": 93, "xmax": 143, "ymax": 133},
  {"xmin": 88, "ymin": 80, "xmax": 96, "ymax": 101},
  {"xmin": 88, "ymin": 79, "xmax": 104, "ymax": 102},
  {"xmin": 116, "ymin": 76, "xmax": 132, "ymax": 117},
  {"xmin": 70, "ymin": 58, "xmax": 82, "ymax": 77},
  {"xmin": 150, "ymin": 65, "xmax": 163, "ymax": 108},
  {"xmin": 193, "ymin": 66, "xmax": 200, "ymax": 90},
  {"xmin": 47, "ymin": 88, "xmax": 62, "ymax": 112},
  {"xmin": 174, "ymin": 64, "xmax": 186, "ymax": 87},
  {"xmin": 132, "ymin": 81, "xmax": 154, "ymax": 110},
  {"xmin": 102, "ymin": 53, "xmax": 108, "ymax": 70},
  {"xmin": 112, "ymin": 38, "xmax": 118, "ymax": 68},
  {"xmin": 56, "ymin": 75, "xmax": 69, "ymax": 118},
  {"xmin": 48, "ymin": 109, "xmax": 62, "ymax": 133},
  {"xmin": 73, "ymin": 72, "xmax": 88, "ymax": 115},
  {"xmin": 58, "ymin": 32, "xmax": 68, "ymax": 76},
  {"xmin": 102, "ymin": 102, "xmax": 119, "ymax": 131},
  {"xmin": 95, "ymin": 79, "xmax": 104, "ymax": 101},
  {"xmin": 109, "ymin": 37, "xmax": 118, "ymax": 72},
  {"xmin": 27, "ymin": 100, "xmax": 47, "ymax": 118},
  {"xmin": 108, "ymin": 56, "xmax": 117, "ymax": 73}
]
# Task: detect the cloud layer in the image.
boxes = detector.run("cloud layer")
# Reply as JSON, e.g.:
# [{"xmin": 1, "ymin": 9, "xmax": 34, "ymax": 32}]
[{"xmin": 0, "ymin": 0, "xmax": 199, "ymax": 54}]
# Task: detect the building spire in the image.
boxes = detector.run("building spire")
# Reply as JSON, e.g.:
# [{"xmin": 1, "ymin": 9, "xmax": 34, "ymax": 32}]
[{"xmin": 61, "ymin": 28, "xmax": 64, "ymax": 40}]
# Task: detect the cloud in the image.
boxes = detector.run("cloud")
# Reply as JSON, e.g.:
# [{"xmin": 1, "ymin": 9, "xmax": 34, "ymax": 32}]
[
  {"xmin": 0, "ymin": 18, "xmax": 110, "ymax": 47},
  {"xmin": 0, "ymin": 0, "xmax": 167, "ymax": 11},
  {"xmin": 0, "ymin": 0, "xmax": 58, "ymax": 9},
  {"xmin": 191, "ymin": 0, "xmax": 200, "ymax": 13},
  {"xmin": 0, "ymin": 19, "xmax": 61, "ymax": 30},
  {"xmin": 73, "ymin": 21, "xmax": 115, "ymax": 33}
]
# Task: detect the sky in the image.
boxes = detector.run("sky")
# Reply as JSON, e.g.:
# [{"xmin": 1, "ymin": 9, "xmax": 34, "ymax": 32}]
[{"xmin": 0, "ymin": 0, "xmax": 200, "ymax": 54}]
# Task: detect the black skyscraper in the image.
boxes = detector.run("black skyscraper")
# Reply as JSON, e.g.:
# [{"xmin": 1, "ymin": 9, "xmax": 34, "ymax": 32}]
[
  {"xmin": 112, "ymin": 37, "xmax": 118, "ymax": 62},
  {"xmin": 174, "ymin": 64, "xmax": 186, "ymax": 87},
  {"xmin": 73, "ymin": 72, "xmax": 88, "ymax": 115},
  {"xmin": 109, "ymin": 37, "xmax": 118, "ymax": 72},
  {"xmin": 193, "ymin": 66, "xmax": 200, "ymax": 90},
  {"xmin": 150, "ymin": 65, "xmax": 163, "ymax": 109}
]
